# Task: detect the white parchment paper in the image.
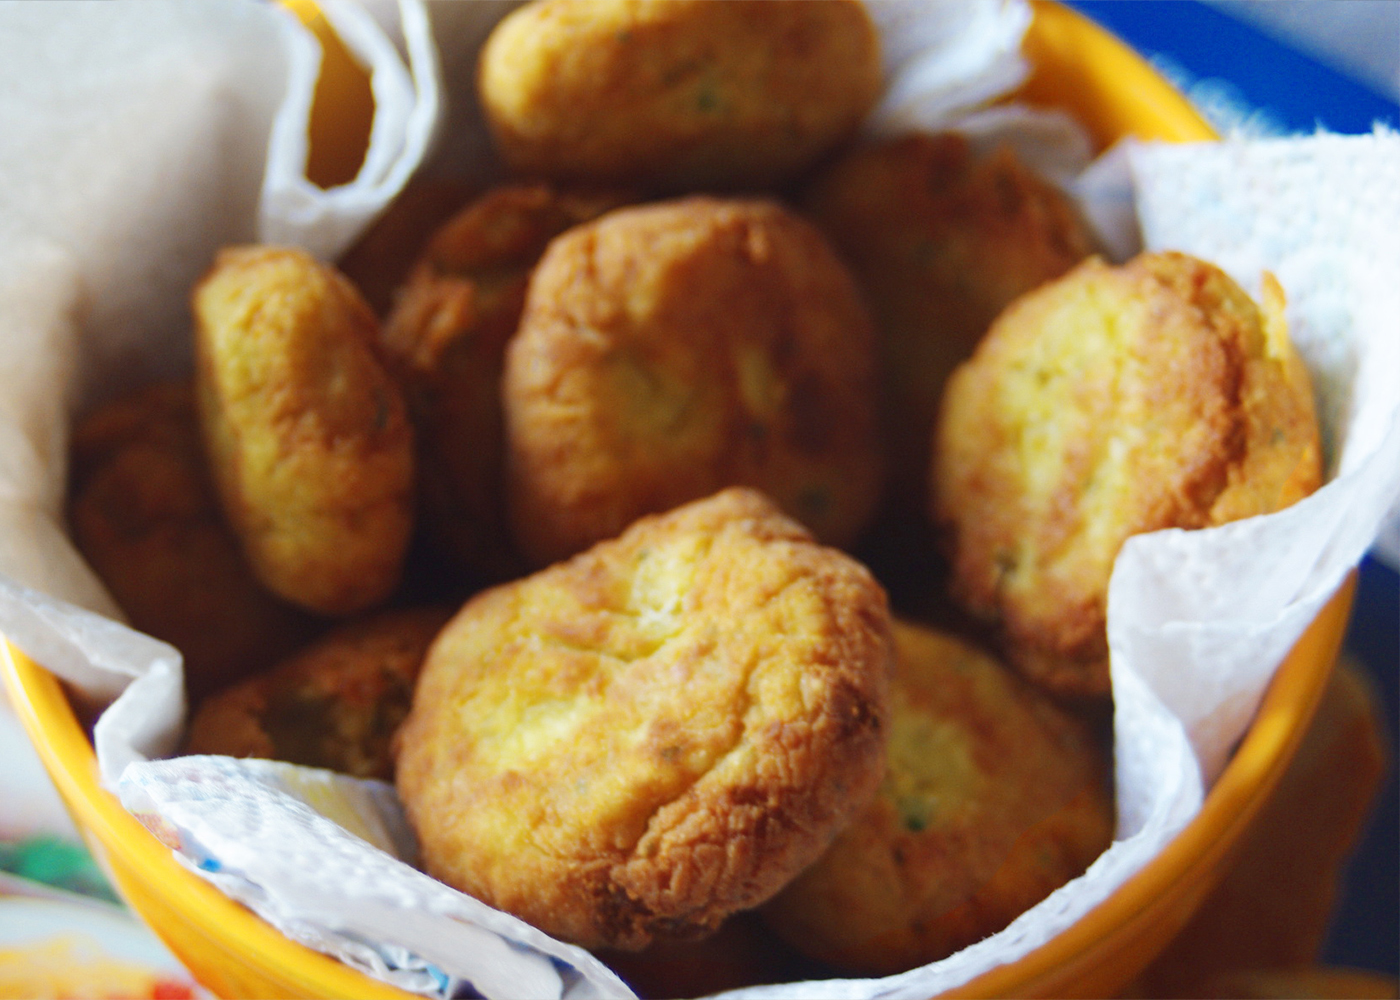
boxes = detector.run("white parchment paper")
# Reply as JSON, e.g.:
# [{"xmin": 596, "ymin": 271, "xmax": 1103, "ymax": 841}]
[{"xmin": 0, "ymin": 2, "xmax": 1397, "ymax": 998}]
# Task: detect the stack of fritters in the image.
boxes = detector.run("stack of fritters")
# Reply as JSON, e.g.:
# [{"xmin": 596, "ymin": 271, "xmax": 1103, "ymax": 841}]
[
  {"xmin": 60, "ymin": 0, "xmax": 1330, "ymax": 987},
  {"xmin": 379, "ymin": 182, "xmax": 633, "ymax": 583}
]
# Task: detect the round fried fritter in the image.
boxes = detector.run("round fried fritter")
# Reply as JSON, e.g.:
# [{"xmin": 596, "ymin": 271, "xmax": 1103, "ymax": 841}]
[
  {"xmin": 503, "ymin": 196, "xmax": 884, "ymax": 567},
  {"xmin": 66, "ymin": 379, "xmax": 319, "ymax": 701},
  {"xmin": 193, "ymin": 246, "xmax": 415, "ymax": 616},
  {"xmin": 932, "ymin": 252, "xmax": 1323, "ymax": 698},
  {"xmin": 802, "ymin": 132, "xmax": 1096, "ymax": 514},
  {"xmin": 380, "ymin": 182, "xmax": 633, "ymax": 583},
  {"xmin": 394, "ymin": 487, "xmax": 894, "ymax": 951},
  {"xmin": 338, "ymin": 175, "xmax": 482, "ymax": 318},
  {"xmin": 477, "ymin": 0, "xmax": 881, "ymax": 192},
  {"xmin": 762, "ymin": 619, "xmax": 1113, "ymax": 975},
  {"xmin": 184, "ymin": 606, "xmax": 450, "ymax": 780}
]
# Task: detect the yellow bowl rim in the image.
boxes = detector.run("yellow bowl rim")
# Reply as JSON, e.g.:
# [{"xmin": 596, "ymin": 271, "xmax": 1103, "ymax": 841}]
[{"xmin": 0, "ymin": 639, "xmax": 414, "ymax": 999}]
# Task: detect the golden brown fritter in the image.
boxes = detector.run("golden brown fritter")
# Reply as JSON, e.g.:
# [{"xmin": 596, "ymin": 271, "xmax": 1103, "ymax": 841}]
[
  {"xmin": 66, "ymin": 379, "xmax": 319, "ymax": 701},
  {"xmin": 184, "ymin": 606, "xmax": 450, "ymax": 780},
  {"xmin": 193, "ymin": 246, "xmax": 415, "ymax": 617},
  {"xmin": 338, "ymin": 175, "xmax": 482, "ymax": 318},
  {"xmin": 503, "ymin": 196, "xmax": 884, "ymax": 567},
  {"xmin": 380, "ymin": 182, "xmax": 632, "ymax": 583},
  {"xmin": 932, "ymin": 252, "xmax": 1323, "ymax": 698},
  {"xmin": 394, "ymin": 488, "xmax": 894, "ymax": 951},
  {"xmin": 477, "ymin": 0, "xmax": 881, "ymax": 192},
  {"xmin": 802, "ymin": 131, "xmax": 1096, "ymax": 514},
  {"xmin": 762, "ymin": 619, "xmax": 1114, "ymax": 975}
]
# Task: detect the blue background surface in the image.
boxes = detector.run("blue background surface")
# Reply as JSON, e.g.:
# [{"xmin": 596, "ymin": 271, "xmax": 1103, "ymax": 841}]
[
  {"xmin": 1068, "ymin": 1, "xmax": 1398, "ymax": 135},
  {"xmin": 1065, "ymin": 0, "xmax": 1399, "ymax": 978}
]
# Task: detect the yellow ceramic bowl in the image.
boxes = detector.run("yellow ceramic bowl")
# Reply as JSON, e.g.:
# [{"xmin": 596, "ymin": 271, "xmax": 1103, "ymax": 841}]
[{"xmin": 0, "ymin": 2, "xmax": 1358, "ymax": 997}]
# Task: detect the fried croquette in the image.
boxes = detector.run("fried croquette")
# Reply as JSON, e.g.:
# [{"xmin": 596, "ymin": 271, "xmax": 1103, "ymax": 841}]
[
  {"xmin": 184, "ymin": 606, "xmax": 451, "ymax": 780},
  {"xmin": 477, "ymin": 0, "xmax": 882, "ymax": 192},
  {"xmin": 932, "ymin": 252, "xmax": 1323, "ymax": 698},
  {"xmin": 503, "ymin": 196, "xmax": 884, "ymax": 567},
  {"xmin": 802, "ymin": 132, "xmax": 1096, "ymax": 513},
  {"xmin": 338, "ymin": 175, "xmax": 482, "ymax": 318},
  {"xmin": 66, "ymin": 379, "xmax": 319, "ymax": 701},
  {"xmin": 762, "ymin": 619, "xmax": 1114, "ymax": 975},
  {"xmin": 193, "ymin": 246, "xmax": 415, "ymax": 617},
  {"xmin": 394, "ymin": 487, "xmax": 894, "ymax": 951},
  {"xmin": 380, "ymin": 182, "xmax": 632, "ymax": 582}
]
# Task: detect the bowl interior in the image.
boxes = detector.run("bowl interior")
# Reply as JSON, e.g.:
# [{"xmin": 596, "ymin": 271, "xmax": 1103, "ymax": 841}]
[{"xmin": 0, "ymin": 2, "xmax": 1352, "ymax": 998}]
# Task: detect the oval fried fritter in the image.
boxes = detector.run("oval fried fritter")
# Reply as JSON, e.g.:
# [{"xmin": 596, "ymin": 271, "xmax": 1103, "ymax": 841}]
[
  {"xmin": 477, "ymin": 0, "xmax": 881, "ymax": 192},
  {"xmin": 802, "ymin": 132, "xmax": 1096, "ymax": 513},
  {"xmin": 67, "ymin": 379, "xmax": 319, "ymax": 701},
  {"xmin": 338, "ymin": 175, "xmax": 482, "ymax": 318},
  {"xmin": 504, "ymin": 196, "xmax": 884, "ymax": 567},
  {"xmin": 185, "ymin": 606, "xmax": 451, "ymax": 780},
  {"xmin": 193, "ymin": 246, "xmax": 415, "ymax": 616},
  {"xmin": 394, "ymin": 487, "xmax": 894, "ymax": 951},
  {"xmin": 380, "ymin": 182, "xmax": 632, "ymax": 583},
  {"xmin": 762, "ymin": 619, "xmax": 1114, "ymax": 974},
  {"xmin": 931, "ymin": 252, "xmax": 1323, "ymax": 697}
]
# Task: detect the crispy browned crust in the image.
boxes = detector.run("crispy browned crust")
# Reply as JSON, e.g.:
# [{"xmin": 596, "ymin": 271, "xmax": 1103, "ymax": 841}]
[
  {"xmin": 337, "ymin": 176, "xmax": 482, "ymax": 318},
  {"xmin": 66, "ymin": 379, "xmax": 319, "ymax": 700},
  {"xmin": 503, "ymin": 195, "xmax": 883, "ymax": 567},
  {"xmin": 379, "ymin": 183, "xmax": 633, "ymax": 582},
  {"xmin": 762, "ymin": 619, "xmax": 1113, "ymax": 975},
  {"xmin": 394, "ymin": 488, "xmax": 894, "ymax": 950},
  {"xmin": 802, "ymin": 132, "xmax": 1096, "ymax": 513},
  {"xmin": 184, "ymin": 606, "xmax": 450, "ymax": 780},
  {"xmin": 477, "ymin": 0, "xmax": 881, "ymax": 192},
  {"xmin": 931, "ymin": 252, "xmax": 1323, "ymax": 697},
  {"xmin": 192, "ymin": 246, "xmax": 415, "ymax": 616}
]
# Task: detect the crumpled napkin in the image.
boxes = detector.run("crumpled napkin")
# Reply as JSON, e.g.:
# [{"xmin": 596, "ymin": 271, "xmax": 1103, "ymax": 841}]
[
  {"xmin": 119, "ymin": 755, "xmax": 629, "ymax": 999},
  {"xmin": 1105, "ymin": 128, "xmax": 1400, "ymax": 789},
  {"xmin": 1, "ymin": 2, "xmax": 1397, "ymax": 998},
  {"xmin": 260, "ymin": 0, "xmax": 440, "ymax": 260}
]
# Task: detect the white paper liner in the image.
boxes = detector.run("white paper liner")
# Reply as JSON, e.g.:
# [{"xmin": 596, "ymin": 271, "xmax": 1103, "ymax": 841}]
[
  {"xmin": 0, "ymin": 2, "xmax": 1397, "ymax": 998},
  {"xmin": 118, "ymin": 756, "xmax": 631, "ymax": 999},
  {"xmin": 1111, "ymin": 129, "xmax": 1400, "ymax": 786},
  {"xmin": 260, "ymin": 0, "xmax": 442, "ymax": 260},
  {"xmin": 864, "ymin": 0, "xmax": 1033, "ymax": 135}
]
